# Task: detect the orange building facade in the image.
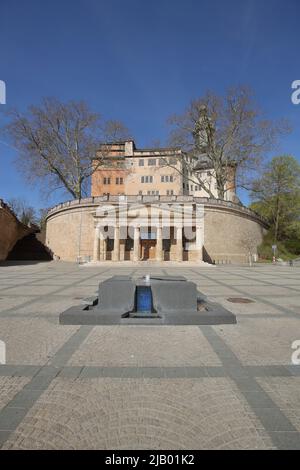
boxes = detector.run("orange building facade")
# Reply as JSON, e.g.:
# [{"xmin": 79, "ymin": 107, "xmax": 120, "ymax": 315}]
[{"xmin": 91, "ymin": 140, "xmax": 236, "ymax": 201}]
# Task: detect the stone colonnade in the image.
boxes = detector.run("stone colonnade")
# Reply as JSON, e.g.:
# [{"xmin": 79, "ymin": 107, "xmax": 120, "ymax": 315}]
[{"xmin": 92, "ymin": 223, "xmax": 203, "ymax": 262}]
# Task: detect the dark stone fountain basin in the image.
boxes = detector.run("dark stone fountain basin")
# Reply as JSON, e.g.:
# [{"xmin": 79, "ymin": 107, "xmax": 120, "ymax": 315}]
[{"xmin": 59, "ymin": 275, "xmax": 236, "ymax": 325}]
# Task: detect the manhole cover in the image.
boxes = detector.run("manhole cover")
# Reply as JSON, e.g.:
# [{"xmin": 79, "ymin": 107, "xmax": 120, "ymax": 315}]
[{"xmin": 227, "ymin": 297, "xmax": 254, "ymax": 304}]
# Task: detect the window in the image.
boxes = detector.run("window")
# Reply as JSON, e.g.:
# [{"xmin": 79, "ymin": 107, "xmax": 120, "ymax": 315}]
[
  {"xmin": 148, "ymin": 158, "xmax": 156, "ymax": 166},
  {"xmin": 116, "ymin": 177, "xmax": 119, "ymax": 185},
  {"xmin": 120, "ymin": 177, "xmax": 123, "ymax": 185},
  {"xmin": 103, "ymin": 177, "xmax": 110, "ymax": 185},
  {"xmin": 161, "ymin": 175, "xmax": 174, "ymax": 183},
  {"xmin": 139, "ymin": 159, "xmax": 144, "ymax": 166},
  {"xmin": 138, "ymin": 190, "xmax": 143, "ymax": 195},
  {"xmin": 166, "ymin": 190, "xmax": 174, "ymax": 196},
  {"xmin": 141, "ymin": 175, "xmax": 153, "ymax": 183},
  {"xmin": 159, "ymin": 158, "xmax": 165, "ymax": 166}
]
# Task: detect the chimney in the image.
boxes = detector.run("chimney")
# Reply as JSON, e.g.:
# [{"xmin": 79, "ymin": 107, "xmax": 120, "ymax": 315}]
[{"xmin": 124, "ymin": 140, "xmax": 134, "ymax": 156}]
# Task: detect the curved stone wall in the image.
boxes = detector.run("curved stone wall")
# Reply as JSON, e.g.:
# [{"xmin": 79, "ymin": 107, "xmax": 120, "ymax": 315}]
[
  {"xmin": 45, "ymin": 204, "xmax": 95, "ymax": 262},
  {"xmin": 203, "ymin": 202, "xmax": 267, "ymax": 264},
  {"xmin": 45, "ymin": 196, "xmax": 268, "ymax": 263}
]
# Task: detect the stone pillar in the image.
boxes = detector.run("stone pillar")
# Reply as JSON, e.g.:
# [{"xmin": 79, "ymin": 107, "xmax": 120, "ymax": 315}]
[
  {"xmin": 175, "ymin": 226, "xmax": 183, "ymax": 262},
  {"xmin": 195, "ymin": 225, "xmax": 203, "ymax": 261},
  {"xmin": 195, "ymin": 204, "xmax": 204, "ymax": 262},
  {"xmin": 156, "ymin": 225, "xmax": 163, "ymax": 262},
  {"xmin": 133, "ymin": 226, "xmax": 140, "ymax": 262},
  {"xmin": 99, "ymin": 229, "xmax": 106, "ymax": 261},
  {"xmin": 113, "ymin": 225, "xmax": 120, "ymax": 261},
  {"xmin": 120, "ymin": 233, "xmax": 125, "ymax": 261},
  {"xmin": 118, "ymin": 226, "xmax": 126, "ymax": 261},
  {"xmin": 93, "ymin": 226, "xmax": 100, "ymax": 262}
]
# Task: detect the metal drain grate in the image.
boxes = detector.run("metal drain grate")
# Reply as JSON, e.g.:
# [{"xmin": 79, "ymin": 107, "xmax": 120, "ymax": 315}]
[{"xmin": 227, "ymin": 297, "xmax": 254, "ymax": 304}]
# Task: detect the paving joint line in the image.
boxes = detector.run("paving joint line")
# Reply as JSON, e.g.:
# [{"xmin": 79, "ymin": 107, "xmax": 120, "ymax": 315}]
[
  {"xmin": 0, "ymin": 325, "xmax": 93, "ymax": 448},
  {"xmin": 0, "ymin": 270, "xmax": 110, "ymax": 317},
  {"xmin": 217, "ymin": 267, "xmax": 300, "ymax": 294},
  {"xmin": 191, "ymin": 268, "xmax": 300, "ymax": 319},
  {"xmin": 199, "ymin": 325, "xmax": 300, "ymax": 450}
]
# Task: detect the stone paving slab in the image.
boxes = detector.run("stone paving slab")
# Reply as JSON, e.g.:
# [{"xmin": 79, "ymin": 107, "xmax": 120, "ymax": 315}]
[
  {"xmin": 68, "ymin": 326, "xmax": 222, "ymax": 367},
  {"xmin": 1, "ymin": 377, "xmax": 274, "ymax": 450},
  {"xmin": 0, "ymin": 318, "xmax": 78, "ymax": 365},
  {"xmin": 0, "ymin": 296, "xmax": 37, "ymax": 313},
  {"xmin": 6, "ymin": 297, "xmax": 83, "ymax": 316},
  {"xmin": 256, "ymin": 377, "xmax": 300, "ymax": 432},
  {"xmin": 0, "ymin": 377, "xmax": 31, "ymax": 411},
  {"xmin": 214, "ymin": 318, "xmax": 300, "ymax": 365},
  {"xmin": 0, "ymin": 261, "xmax": 299, "ymax": 449}
]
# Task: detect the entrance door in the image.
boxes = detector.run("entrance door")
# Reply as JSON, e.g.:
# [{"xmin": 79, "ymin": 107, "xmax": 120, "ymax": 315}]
[{"xmin": 141, "ymin": 240, "xmax": 156, "ymax": 260}]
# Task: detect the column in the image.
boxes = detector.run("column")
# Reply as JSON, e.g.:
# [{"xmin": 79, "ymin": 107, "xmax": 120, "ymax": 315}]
[
  {"xmin": 195, "ymin": 225, "xmax": 203, "ymax": 262},
  {"xmin": 156, "ymin": 225, "xmax": 163, "ymax": 262},
  {"xmin": 175, "ymin": 226, "xmax": 183, "ymax": 261},
  {"xmin": 112, "ymin": 225, "xmax": 120, "ymax": 261},
  {"xmin": 99, "ymin": 229, "xmax": 106, "ymax": 261},
  {"xmin": 119, "ymin": 227, "xmax": 125, "ymax": 261},
  {"xmin": 133, "ymin": 226, "xmax": 140, "ymax": 262},
  {"xmin": 195, "ymin": 204, "xmax": 204, "ymax": 262},
  {"xmin": 93, "ymin": 226, "xmax": 100, "ymax": 262}
]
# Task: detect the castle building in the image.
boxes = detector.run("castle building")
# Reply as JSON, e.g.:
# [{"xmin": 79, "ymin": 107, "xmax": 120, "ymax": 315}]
[
  {"xmin": 91, "ymin": 140, "xmax": 236, "ymax": 201},
  {"xmin": 45, "ymin": 140, "xmax": 267, "ymax": 264}
]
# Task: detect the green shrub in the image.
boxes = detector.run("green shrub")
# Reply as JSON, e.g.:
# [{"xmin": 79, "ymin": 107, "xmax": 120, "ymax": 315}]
[{"xmin": 257, "ymin": 235, "xmax": 296, "ymax": 261}]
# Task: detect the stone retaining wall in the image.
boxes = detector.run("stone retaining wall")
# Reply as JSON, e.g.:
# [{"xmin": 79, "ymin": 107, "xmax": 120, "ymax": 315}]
[
  {"xmin": 45, "ymin": 196, "xmax": 268, "ymax": 264},
  {"xmin": 0, "ymin": 199, "xmax": 34, "ymax": 260}
]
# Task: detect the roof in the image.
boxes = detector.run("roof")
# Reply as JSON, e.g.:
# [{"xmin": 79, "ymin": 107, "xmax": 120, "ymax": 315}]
[{"xmin": 135, "ymin": 146, "xmax": 181, "ymax": 152}]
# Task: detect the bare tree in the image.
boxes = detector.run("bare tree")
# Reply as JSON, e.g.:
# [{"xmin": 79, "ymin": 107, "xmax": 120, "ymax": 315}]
[
  {"xmin": 3, "ymin": 98, "xmax": 131, "ymax": 199},
  {"xmin": 8, "ymin": 197, "xmax": 38, "ymax": 226},
  {"xmin": 241, "ymin": 234, "xmax": 258, "ymax": 266},
  {"xmin": 165, "ymin": 87, "xmax": 289, "ymax": 200}
]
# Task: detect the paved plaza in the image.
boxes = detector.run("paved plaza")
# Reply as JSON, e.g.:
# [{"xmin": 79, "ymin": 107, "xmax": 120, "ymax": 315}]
[{"xmin": 0, "ymin": 261, "xmax": 299, "ymax": 449}]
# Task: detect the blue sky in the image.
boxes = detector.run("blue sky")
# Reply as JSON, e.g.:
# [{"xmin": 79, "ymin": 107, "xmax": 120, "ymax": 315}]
[{"xmin": 0, "ymin": 0, "xmax": 300, "ymax": 210}]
